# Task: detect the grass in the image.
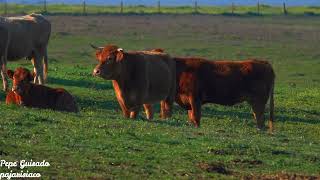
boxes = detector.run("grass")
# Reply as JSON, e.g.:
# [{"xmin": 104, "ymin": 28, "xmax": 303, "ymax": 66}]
[
  {"xmin": 0, "ymin": 15, "xmax": 320, "ymax": 179},
  {"xmin": 1, "ymin": 3, "xmax": 320, "ymax": 16}
]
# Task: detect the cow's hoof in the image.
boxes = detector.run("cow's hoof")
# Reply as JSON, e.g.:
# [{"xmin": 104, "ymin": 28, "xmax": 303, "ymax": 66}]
[
  {"xmin": 146, "ymin": 116, "xmax": 153, "ymax": 121},
  {"xmin": 268, "ymin": 128, "xmax": 274, "ymax": 135},
  {"xmin": 256, "ymin": 126, "xmax": 267, "ymax": 131}
]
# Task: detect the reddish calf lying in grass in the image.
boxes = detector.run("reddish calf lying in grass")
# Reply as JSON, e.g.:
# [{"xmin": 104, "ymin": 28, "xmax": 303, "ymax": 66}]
[{"xmin": 6, "ymin": 67, "xmax": 78, "ymax": 113}]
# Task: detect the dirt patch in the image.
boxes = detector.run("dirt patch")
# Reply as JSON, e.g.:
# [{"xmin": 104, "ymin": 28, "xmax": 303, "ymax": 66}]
[
  {"xmin": 243, "ymin": 173, "xmax": 320, "ymax": 180},
  {"xmin": 47, "ymin": 15, "xmax": 320, "ymax": 43},
  {"xmin": 198, "ymin": 162, "xmax": 232, "ymax": 175}
]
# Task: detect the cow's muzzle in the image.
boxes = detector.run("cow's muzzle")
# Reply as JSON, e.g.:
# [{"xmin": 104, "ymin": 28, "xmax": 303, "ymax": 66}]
[{"xmin": 93, "ymin": 68, "xmax": 101, "ymax": 76}]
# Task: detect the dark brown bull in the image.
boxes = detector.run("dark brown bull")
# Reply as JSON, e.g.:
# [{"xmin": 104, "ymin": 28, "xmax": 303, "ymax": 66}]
[
  {"xmin": 174, "ymin": 57, "xmax": 275, "ymax": 130},
  {"xmin": 6, "ymin": 67, "xmax": 78, "ymax": 113},
  {"xmin": 91, "ymin": 44, "xmax": 176, "ymax": 120}
]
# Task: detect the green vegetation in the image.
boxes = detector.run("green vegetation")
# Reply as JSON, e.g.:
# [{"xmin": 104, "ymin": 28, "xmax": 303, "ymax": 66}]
[
  {"xmin": 1, "ymin": 3, "xmax": 320, "ymax": 15},
  {"xmin": 0, "ymin": 15, "xmax": 319, "ymax": 178}
]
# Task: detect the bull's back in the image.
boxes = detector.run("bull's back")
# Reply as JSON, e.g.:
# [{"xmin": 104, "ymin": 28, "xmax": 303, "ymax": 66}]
[
  {"xmin": 175, "ymin": 58, "xmax": 274, "ymax": 107},
  {"xmin": 199, "ymin": 60, "xmax": 274, "ymax": 105}
]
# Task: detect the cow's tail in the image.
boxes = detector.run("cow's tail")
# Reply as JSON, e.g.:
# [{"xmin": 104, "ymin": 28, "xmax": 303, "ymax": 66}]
[
  {"xmin": 43, "ymin": 48, "xmax": 48, "ymax": 82},
  {"xmin": 268, "ymin": 78, "xmax": 275, "ymax": 132}
]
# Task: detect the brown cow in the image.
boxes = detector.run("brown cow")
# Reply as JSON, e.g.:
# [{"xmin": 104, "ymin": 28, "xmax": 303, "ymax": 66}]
[
  {"xmin": 91, "ymin": 44, "xmax": 176, "ymax": 120},
  {"xmin": 174, "ymin": 57, "xmax": 275, "ymax": 130},
  {"xmin": 6, "ymin": 67, "xmax": 78, "ymax": 113}
]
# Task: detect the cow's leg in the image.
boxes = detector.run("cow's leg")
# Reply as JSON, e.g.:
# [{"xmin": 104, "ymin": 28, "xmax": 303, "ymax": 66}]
[
  {"xmin": 161, "ymin": 68, "xmax": 176, "ymax": 119},
  {"xmin": 129, "ymin": 106, "xmax": 141, "ymax": 119},
  {"xmin": 252, "ymin": 103, "xmax": 266, "ymax": 130},
  {"xmin": 112, "ymin": 81, "xmax": 130, "ymax": 118},
  {"xmin": 43, "ymin": 47, "xmax": 48, "ymax": 82},
  {"xmin": 31, "ymin": 52, "xmax": 44, "ymax": 84},
  {"xmin": 143, "ymin": 104, "xmax": 153, "ymax": 120},
  {"xmin": 0, "ymin": 57, "xmax": 8, "ymax": 91},
  {"xmin": 160, "ymin": 100, "xmax": 167, "ymax": 119},
  {"xmin": 117, "ymin": 98, "xmax": 130, "ymax": 118},
  {"xmin": 31, "ymin": 58, "xmax": 37, "ymax": 83},
  {"xmin": 188, "ymin": 97, "xmax": 201, "ymax": 127},
  {"xmin": 160, "ymin": 97, "xmax": 174, "ymax": 119},
  {"xmin": 130, "ymin": 111, "xmax": 138, "ymax": 119},
  {"xmin": 160, "ymin": 101, "xmax": 165, "ymax": 119}
]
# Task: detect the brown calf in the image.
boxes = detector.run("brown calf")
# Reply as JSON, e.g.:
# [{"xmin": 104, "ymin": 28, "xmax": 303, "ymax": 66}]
[
  {"xmin": 6, "ymin": 67, "xmax": 78, "ymax": 113},
  {"xmin": 174, "ymin": 57, "xmax": 275, "ymax": 130}
]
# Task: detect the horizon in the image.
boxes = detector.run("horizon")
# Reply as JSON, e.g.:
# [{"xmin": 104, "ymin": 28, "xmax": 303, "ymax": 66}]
[{"xmin": 6, "ymin": 0, "xmax": 320, "ymax": 7}]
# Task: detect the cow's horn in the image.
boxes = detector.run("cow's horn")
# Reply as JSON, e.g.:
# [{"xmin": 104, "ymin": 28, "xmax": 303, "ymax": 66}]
[
  {"xmin": 117, "ymin": 48, "xmax": 123, "ymax": 52},
  {"xmin": 90, "ymin": 44, "xmax": 103, "ymax": 50}
]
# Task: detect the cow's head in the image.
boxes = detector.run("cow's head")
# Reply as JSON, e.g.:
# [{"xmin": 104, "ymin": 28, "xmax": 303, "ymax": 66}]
[
  {"xmin": 91, "ymin": 44, "xmax": 124, "ymax": 80},
  {"xmin": 7, "ymin": 67, "xmax": 34, "ymax": 95}
]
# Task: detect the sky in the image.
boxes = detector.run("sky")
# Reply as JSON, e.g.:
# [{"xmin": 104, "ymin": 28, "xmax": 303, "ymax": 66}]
[{"xmin": 7, "ymin": 0, "xmax": 320, "ymax": 6}]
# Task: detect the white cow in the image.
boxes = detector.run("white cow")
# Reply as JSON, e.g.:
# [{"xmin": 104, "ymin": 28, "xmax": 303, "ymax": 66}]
[{"xmin": 0, "ymin": 13, "xmax": 51, "ymax": 91}]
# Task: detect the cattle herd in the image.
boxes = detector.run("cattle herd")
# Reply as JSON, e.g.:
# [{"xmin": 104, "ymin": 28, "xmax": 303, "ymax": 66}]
[{"xmin": 0, "ymin": 14, "xmax": 275, "ymax": 131}]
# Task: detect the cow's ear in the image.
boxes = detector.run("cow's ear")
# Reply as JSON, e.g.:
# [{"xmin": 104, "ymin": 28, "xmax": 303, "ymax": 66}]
[
  {"xmin": 7, "ymin": 70, "xmax": 14, "ymax": 79},
  {"xmin": 91, "ymin": 44, "xmax": 103, "ymax": 60},
  {"xmin": 116, "ymin": 48, "xmax": 124, "ymax": 62}
]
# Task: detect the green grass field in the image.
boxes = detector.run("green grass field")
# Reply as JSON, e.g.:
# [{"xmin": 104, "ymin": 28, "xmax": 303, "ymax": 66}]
[
  {"xmin": 1, "ymin": 3, "xmax": 320, "ymax": 16},
  {"xmin": 0, "ymin": 15, "xmax": 319, "ymax": 179}
]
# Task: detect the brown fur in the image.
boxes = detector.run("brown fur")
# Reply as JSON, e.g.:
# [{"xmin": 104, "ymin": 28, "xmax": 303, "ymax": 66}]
[
  {"xmin": 174, "ymin": 57, "xmax": 275, "ymax": 130},
  {"xmin": 92, "ymin": 44, "xmax": 176, "ymax": 120},
  {"xmin": 6, "ymin": 67, "xmax": 78, "ymax": 113},
  {"xmin": 6, "ymin": 90, "xmax": 21, "ymax": 105}
]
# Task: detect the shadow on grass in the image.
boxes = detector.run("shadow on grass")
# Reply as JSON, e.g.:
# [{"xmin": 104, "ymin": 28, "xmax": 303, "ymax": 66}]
[
  {"xmin": 76, "ymin": 96, "xmax": 119, "ymax": 110},
  {"xmin": 48, "ymin": 77, "xmax": 112, "ymax": 90},
  {"xmin": 201, "ymin": 106, "xmax": 320, "ymax": 125},
  {"xmin": 77, "ymin": 97, "xmax": 188, "ymax": 127},
  {"xmin": 148, "ymin": 118, "xmax": 188, "ymax": 127},
  {"xmin": 0, "ymin": 90, "xmax": 5, "ymax": 102}
]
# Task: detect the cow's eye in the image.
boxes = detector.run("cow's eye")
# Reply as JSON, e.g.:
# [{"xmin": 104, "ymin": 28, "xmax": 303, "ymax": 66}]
[
  {"xmin": 106, "ymin": 60, "xmax": 112, "ymax": 64},
  {"xmin": 106, "ymin": 56, "xmax": 114, "ymax": 64}
]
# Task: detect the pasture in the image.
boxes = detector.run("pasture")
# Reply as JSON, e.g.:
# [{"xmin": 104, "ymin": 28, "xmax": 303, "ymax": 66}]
[{"xmin": 0, "ymin": 15, "xmax": 320, "ymax": 179}]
